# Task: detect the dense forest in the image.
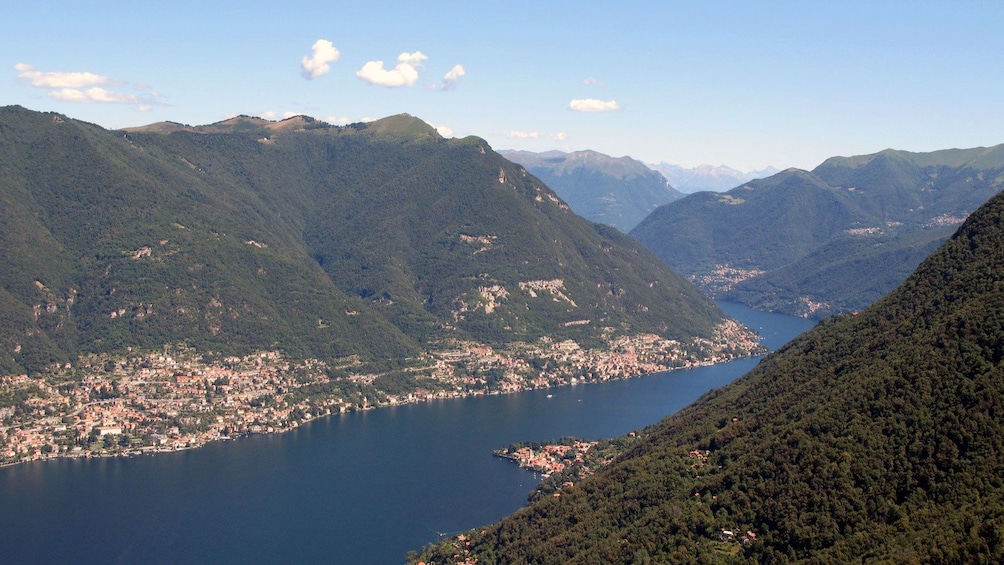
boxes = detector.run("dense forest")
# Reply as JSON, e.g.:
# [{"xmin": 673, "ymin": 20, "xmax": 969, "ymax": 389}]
[{"xmin": 411, "ymin": 184, "xmax": 1004, "ymax": 563}]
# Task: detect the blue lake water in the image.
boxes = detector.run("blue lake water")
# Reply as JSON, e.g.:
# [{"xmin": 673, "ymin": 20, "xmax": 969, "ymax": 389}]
[{"xmin": 0, "ymin": 302, "xmax": 815, "ymax": 564}]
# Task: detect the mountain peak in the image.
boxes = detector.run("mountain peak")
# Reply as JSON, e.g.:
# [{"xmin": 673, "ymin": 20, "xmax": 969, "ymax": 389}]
[{"xmin": 362, "ymin": 113, "xmax": 441, "ymax": 139}]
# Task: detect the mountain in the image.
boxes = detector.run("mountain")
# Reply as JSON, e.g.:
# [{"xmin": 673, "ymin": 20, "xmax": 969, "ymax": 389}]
[
  {"xmin": 0, "ymin": 106, "xmax": 749, "ymax": 390},
  {"xmin": 411, "ymin": 170, "xmax": 1004, "ymax": 564},
  {"xmin": 648, "ymin": 162, "xmax": 781, "ymax": 193},
  {"xmin": 632, "ymin": 146, "xmax": 1004, "ymax": 317},
  {"xmin": 499, "ymin": 149, "xmax": 683, "ymax": 232}
]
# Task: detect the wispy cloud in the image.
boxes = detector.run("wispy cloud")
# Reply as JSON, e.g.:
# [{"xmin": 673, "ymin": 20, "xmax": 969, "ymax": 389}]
[
  {"xmin": 551, "ymin": 132, "xmax": 568, "ymax": 141},
  {"xmin": 582, "ymin": 77, "xmax": 604, "ymax": 87},
  {"xmin": 15, "ymin": 63, "xmax": 109, "ymax": 88},
  {"xmin": 569, "ymin": 98, "xmax": 621, "ymax": 112},
  {"xmin": 509, "ymin": 130, "xmax": 540, "ymax": 139},
  {"xmin": 301, "ymin": 39, "xmax": 340, "ymax": 79},
  {"xmin": 15, "ymin": 63, "xmax": 163, "ymax": 111},
  {"xmin": 357, "ymin": 51, "xmax": 427, "ymax": 87},
  {"xmin": 49, "ymin": 87, "xmax": 137, "ymax": 104}
]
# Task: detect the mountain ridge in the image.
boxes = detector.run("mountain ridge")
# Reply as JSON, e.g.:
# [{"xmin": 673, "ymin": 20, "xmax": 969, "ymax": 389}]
[
  {"xmin": 631, "ymin": 144, "xmax": 1004, "ymax": 317},
  {"xmin": 0, "ymin": 104, "xmax": 755, "ymax": 387}
]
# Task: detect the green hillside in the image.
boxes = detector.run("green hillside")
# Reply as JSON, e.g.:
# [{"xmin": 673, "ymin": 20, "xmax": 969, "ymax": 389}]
[
  {"xmin": 412, "ymin": 166, "xmax": 1004, "ymax": 564},
  {"xmin": 0, "ymin": 105, "xmax": 736, "ymax": 382},
  {"xmin": 631, "ymin": 146, "xmax": 1004, "ymax": 317},
  {"xmin": 500, "ymin": 150, "xmax": 683, "ymax": 232}
]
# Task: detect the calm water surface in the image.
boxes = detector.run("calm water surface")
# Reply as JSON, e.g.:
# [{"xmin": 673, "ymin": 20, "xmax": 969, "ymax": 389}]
[{"xmin": 0, "ymin": 302, "xmax": 814, "ymax": 564}]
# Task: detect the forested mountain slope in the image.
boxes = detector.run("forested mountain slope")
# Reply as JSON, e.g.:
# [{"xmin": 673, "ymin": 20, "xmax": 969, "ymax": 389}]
[
  {"xmin": 631, "ymin": 145, "xmax": 1004, "ymax": 317},
  {"xmin": 0, "ymin": 106, "xmax": 740, "ymax": 384},
  {"xmin": 414, "ymin": 184, "xmax": 1004, "ymax": 563}
]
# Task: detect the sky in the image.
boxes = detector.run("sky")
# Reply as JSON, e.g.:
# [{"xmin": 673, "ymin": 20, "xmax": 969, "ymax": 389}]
[{"xmin": 3, "ymin": 1, "xmax": 1002, "ymax": 171}]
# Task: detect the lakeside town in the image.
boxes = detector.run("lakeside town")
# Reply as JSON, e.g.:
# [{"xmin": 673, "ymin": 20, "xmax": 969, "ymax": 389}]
[
  {"xmin": 0, "ymin": 320, "xmax": 764, "ymax": 467},
  {"xmin": 494, "ymin": 439, "xmax": 602, "ymax": 478}
]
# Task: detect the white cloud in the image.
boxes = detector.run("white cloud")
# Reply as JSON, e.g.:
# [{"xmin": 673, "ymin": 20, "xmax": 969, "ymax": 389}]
[
  {"xmin": 434, "ymin": 124, "xmax": 454, "ymax": 137},
  {"xmin": 356, "ymin": 51, "xmax": 427, "ymax": 87},
  {"xmin": 509, "ymin": 130, "xmax": 540, "ymax": 139},
  {"xmin": 569, "ymin": 98, "xmax": 621, "ymax": 112},
  {"xmin": 442, "ymin": 64, "xmax": 465, "ymax": 90},
  {"xmin": 582, "ymin": 77, "xmax": 604, "ymax": 87},
  {"xmin": 325, "ymin": 115, "xmax": 352, "ymax": 125},
  {"xmin": 301, "ymin": 39, "xmax": 340, "ymax": 79},
  {"xmin": 48, "ymin": 87, "xmax": 138, "ymax": 104},
  {"xmin": 16, "ymin": 63, "xmax": 163, "ymax": 110},
  {"xmin": 551, "ymin": 132, "xmax": 568, "ymax": 141},
  {"xmin": 15, "ymin": 63, "xmax": 109, "ymax": 88}
]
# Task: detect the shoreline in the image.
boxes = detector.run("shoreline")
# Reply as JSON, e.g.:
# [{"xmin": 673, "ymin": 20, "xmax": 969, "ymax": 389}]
[
  {"xmin": 0, "ymin": 349, "xmax": 765, "ymax": 470},
  {"xmin": 1, "ymin": 319, "xmax": 766, "ymax": 468}
]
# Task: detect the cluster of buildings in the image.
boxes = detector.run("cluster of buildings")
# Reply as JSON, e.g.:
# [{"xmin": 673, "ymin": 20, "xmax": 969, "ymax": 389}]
[
  {"xmin": 1, "ymin": 319, "xmax": 763, "ymax": 467},
  {"xmin": 693, "ymin": 264, "xmax": 766, "ymax": 294},
  {"xmin": 0, "ymin": 350, "xmax": 338, "ymax": 465},
  {"xmin": 437, "ymin": 319, "xmax": 763, "ymax": 395},
  {"xmin": 495, "ymin": 440, "xmax": 600, "ymax": 476}
]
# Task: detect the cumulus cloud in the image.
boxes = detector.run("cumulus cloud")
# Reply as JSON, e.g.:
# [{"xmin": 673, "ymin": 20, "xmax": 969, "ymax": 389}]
[
  {"xmin": 357, "ymin": 51, "xmax": 427, "ymax": 87},
  {"xmin": 509, "ymin": 130, "xmax": 540, "ymax": 139},
  {"xmin": 434, "ymin": 124, "xmax": 454, "ymax": 137},
  {"xmin": 301, "ymin": 39, "xmax": 340, "ymax": 79},
  {"xmin": 569, "ymin": 98, "xmax": 621, "ymax": 112},
  {"xmin": 551, "ymin": 132, "xmax": 568, "ymax": 141},
  {"xmin": 441, "ymin": 64, "xmax": 466, "ymax": 89}
]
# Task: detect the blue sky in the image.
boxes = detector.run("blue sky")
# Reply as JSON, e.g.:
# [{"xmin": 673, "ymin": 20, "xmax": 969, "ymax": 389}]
[{"xmin": 3, "ymin": 1, "xmax": 1002, "ymax": 171}]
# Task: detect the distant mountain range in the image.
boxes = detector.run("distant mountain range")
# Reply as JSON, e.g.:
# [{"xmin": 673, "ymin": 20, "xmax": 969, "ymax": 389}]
[
  {"xmin": 648, "ymin": 162, "xmax": 781, "ymax": 193},
  {"xmin": 631, "ymin": 145, "xmax": 1004, "ymax": 317},
  {"xmin": 412, "ymin": 155, "xmax": 1004, "ymax": 564},
  {"xmin": 0, "ymin": 106, "xmax": 737, "ymax": 388},
  {"xmin": 499, "ymin": 149, "xmax": 684, "ymax": 232}
]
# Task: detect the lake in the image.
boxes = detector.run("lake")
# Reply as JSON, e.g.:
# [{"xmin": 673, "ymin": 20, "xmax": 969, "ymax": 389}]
[{"xmin": 0, "ymin": 302, "xmax": 814, "ymax": 564}]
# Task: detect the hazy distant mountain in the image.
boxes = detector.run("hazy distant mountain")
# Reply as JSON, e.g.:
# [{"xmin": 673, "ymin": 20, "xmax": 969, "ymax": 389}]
[
  {"xmin": 632, "ymin": 145, "xmax": 1004, "ymax": 317},
  {"xmin": 648, "ymin": 162, "xmax": 781, "ymax": 193},
  {"xmin": 0, "ymin": 106, "xmax": 730, "ymax": 383},
  {"xmin": 500, "ymin": 149, "xmax": 683, "ymax": 232},
  {"xmin": 413, "ymin": 165, "xmax": 1004, "ymax": 565}
]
